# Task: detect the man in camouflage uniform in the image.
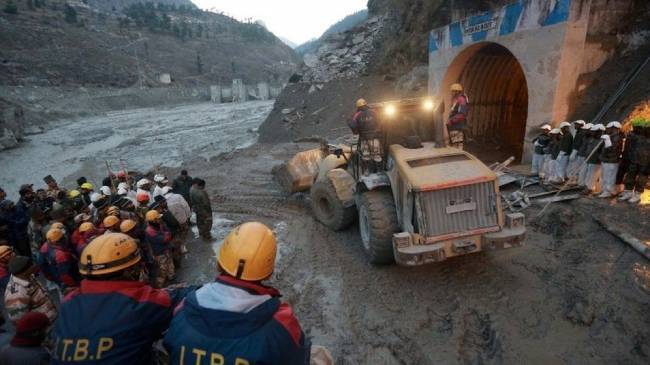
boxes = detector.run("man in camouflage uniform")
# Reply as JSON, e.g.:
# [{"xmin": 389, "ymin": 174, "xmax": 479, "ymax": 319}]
[{"xmin": 190, "ymin": 178, "xmax": 212, "ymax": 240}]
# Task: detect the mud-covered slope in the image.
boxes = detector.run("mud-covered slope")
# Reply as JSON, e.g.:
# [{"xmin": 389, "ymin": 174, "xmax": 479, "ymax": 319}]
[{"xmin": 0, "ymin": 0, "xmax": 299, "ymax": 87}]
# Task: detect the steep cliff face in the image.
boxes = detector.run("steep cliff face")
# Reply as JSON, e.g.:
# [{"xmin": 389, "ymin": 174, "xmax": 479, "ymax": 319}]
[{"xmin": 366, "ymin": 0, "xmax": 512, "ymax": 74}]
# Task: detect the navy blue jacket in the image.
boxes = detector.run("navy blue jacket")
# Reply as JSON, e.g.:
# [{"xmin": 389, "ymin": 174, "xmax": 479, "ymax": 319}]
[
  {"xmin": 164, "ymin": 276, "xmax": 311, "ymax": 365},
  {"xmin": 51, "ymin": 280, "xmax": 193, "ymax": 364}
]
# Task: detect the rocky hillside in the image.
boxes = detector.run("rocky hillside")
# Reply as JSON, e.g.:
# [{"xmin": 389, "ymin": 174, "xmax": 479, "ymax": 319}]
[
  {"xmin": 0, "ymin": 0, "xmax": 299, "ymax": 87},
  {"xmin": 295, "ymin": 9, "xmax": 368, "ymax": 56}
]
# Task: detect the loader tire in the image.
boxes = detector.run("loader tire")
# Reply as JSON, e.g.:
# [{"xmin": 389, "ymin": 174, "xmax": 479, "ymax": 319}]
[
  {"xmin": 310, "ymin": 179, "xmax": 356, "ymax": 231},
  {"xmin": 358, "ymin": 190, "xmax": 399, "ymax": 265}
]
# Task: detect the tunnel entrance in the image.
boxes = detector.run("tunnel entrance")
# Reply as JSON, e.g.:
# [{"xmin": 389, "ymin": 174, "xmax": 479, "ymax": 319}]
[{"xmin": 443, "ymin": 42, "xmax": 528, "ymax": 163}]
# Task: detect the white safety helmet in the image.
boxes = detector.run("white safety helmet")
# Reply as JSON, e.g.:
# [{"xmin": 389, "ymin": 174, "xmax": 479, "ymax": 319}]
[
  {"xmin": 606, "ymin": 121, "xmax": 622, "ymax": 129},
  {"xmin": 549, "ymin": 128, "xmax": 562, "ymax": 135},
  {"xmin": 573, "ymin": 120, "xmax": 585, "ymax": 125},
  {"xmin": 117, "ymin": 187, "xmax": 127, "ymax": 196},
  {"xmin": 581, "ymin": 123, "xmax": 593, "ymax": 130},
  {"xmin": 590, "ymin": 124, "xmax": 605, "ymax": 131},
  {"xmin": 161, "ymin": 186, "xmax": 173, "ymax": 195},
  {"xmin": 90, "ymin": 192, "xmax": 102, "ymax": 203},
  {"xmin": 100, "ymin": 186, "xmax": 112, "ymax": 196},
  {"xmin": 559, "ymin": 121, "xmax": 572, "ymax": 129},
  {"xmin": 541, "ymin": 124, "xmax": 552, "ymax": 131},
  {"xmin": 153, "ymin": 174, "xmax": 167, "ymax": 183},
  {"xmin": 117, "ymin": 182, "xmax": 129, "ymax": 191},
  {"xmin": 136, "ymin": 178, "xmax": 150, "ymax": 188}
]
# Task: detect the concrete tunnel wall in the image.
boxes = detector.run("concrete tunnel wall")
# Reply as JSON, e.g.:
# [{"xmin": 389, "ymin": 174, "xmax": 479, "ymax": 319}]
[{"xmin": 428, "ymin": 0, "xmax": 591, "ymax": 163}]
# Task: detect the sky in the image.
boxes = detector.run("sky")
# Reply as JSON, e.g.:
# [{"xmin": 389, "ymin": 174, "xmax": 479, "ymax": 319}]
[{"xmin": 192, "ymin": 0, "xmax": 368, "ymax": 45}]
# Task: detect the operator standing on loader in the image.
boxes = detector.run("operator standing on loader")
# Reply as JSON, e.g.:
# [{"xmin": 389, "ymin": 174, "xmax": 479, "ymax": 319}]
[
  {"xmin": 349, "ymin": 98, "xmax": 383, "ymax": 173},
  {"xmin": 447, "ymin": 83, "xmax": 469, "ymax": 149}
]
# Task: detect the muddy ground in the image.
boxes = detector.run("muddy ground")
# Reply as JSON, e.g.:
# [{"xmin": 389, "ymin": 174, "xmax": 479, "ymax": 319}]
[
  {"xmin": 2, "ymin": 102, "xmax": 648, "ymax": 364},
  {"xmin": 177, "ymin": 141, "xmax": 650, "ymax": 365}
]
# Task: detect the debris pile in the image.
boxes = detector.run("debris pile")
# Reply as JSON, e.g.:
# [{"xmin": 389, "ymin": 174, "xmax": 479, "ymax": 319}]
[{"xmin": 300, "ymin": 17, "xmax": 384, "ymax": 84}]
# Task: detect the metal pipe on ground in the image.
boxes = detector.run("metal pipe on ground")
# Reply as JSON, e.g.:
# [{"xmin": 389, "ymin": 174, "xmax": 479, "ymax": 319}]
[{"xmin": 594, "ymin": 216, "xmax": 650, "ymax": 260}]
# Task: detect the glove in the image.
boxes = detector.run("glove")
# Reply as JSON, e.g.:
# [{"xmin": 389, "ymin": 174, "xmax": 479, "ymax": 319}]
[{"xmin": 600, "ymin": 134, "xmax": 612, "ymax": 148}]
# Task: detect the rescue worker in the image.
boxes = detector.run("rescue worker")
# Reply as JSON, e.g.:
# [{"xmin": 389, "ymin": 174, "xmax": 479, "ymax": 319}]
[
  {"xmin": 72, "ymin": 222, "xmax": 98, "ymax": 256},
  {"xmin": 348, "ymin": 98, "xmax": 383, "ymax": 169},
  {"xmin": 102, "ymin": 215, "xmax": 121, "ymax": 234},
  {"xmin": 4, "ymin": 255, "xmax": 57, "ymax": 325},
  {"xmin": 583, "ymin": 124, "xmax": 605, "ymax": 194},
  {"xmin": 38, "ymin": 228, "xmax": 80, "ymax": 293},
  {"xmin": 172, "ymin": 170, "xmax": 193, "ymax": 207},
  {"xmin": 552, "ymin": 121, "xmax": 573, "ymax": 184},
  {"xmin": 163, "ymin": 186, "xmax": 191, "ymax": 256},
  {"xmin": 136, "ymin": 178, "xmax": 153, "ymax": 202},
  {"xmin": 0, "ymin": 311, "xmax": 51, "ymax": 365},
  {"xmin": 121, "ymin": 219, "xmax": 153, "ymax": 283},
  {"xmin": 190, "ymin": 178, "xmax": 213, "ymax": 240},
  {"xmin": 0, "ymin": 199, "xmax": 31, "ymax": 257},
  {"xmin": 164, "ymin": 222, "xmax": 312, "ymax": 365},
  {"xmin": 79, "ymin": 182, "xmax": 94, "ymax": 207},
  {"xmin": 144, "ymin": 210, "xmax": 174, "ymax": 288},
  {"xmin": 568, "ymin": 120, "xmax": 586, "ymax": 182},
  {"xmin": 597, "ymin": 121, "xmax": 623, "ymax": 198},
  {"xmin": 576, "ymin": 123, "xmax": 594, "ymax": 187},
  {"xmin": 620, "ymin": 118, "xmax": 650, "ymax": 203},
  {"xmin": 43, "ymin": 175, "xmax": 60, "ymax": 200},
  {"xmin": 544, "ymin": 128, "xmax": 562, "ymax": 184},
  {"xmin": 153, "ymin": 174, "xmax": 168, "ymax": 198},
  {"xmin": 0, "ymin": 245, "xmax": 14, "ymax": 293},
  {"xmin": 531, "ymin": 124, "xmax": 551, "ymax": 177},
  {"xmin": 446, "ymin": 83, "xmax": 469, "ymax": 149},
  {"xmin": 136, "ymin": 192, "xmax": 150, "ymax": 221},
  {"xmin": 51, "ymin": 233, "xmax": 194, "ymax": 364}
]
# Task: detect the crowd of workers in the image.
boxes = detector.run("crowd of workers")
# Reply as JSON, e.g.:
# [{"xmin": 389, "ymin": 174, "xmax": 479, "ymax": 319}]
[
  {"xmin": 531, "ymin": 117, "xmax": 650, "ymax": 202},
  {"xmin": 0, "ymin": 169, "xmax": 327, "ymax": 364}
]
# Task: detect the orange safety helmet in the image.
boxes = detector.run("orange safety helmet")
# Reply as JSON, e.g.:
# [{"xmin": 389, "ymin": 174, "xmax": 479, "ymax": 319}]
[
  {"xmin": 120, "ymin": 219, "xmax": 137, "ymax": 233},
  {"xmin": 79, "ymin": 222, "xmax": 95, "ymax": 233},
  {"xmin": 79, "ymin": 233, "xmax": 141, "ymax": 276},
  {"xmin": 136, "ymin": 192, "xmax": 150, "ymax": 203},
  {"xmin": 103, "ymin": 215, "xmax": 120, "ymax": 229},
  {"xmin": 218, "ymin": 222, "xmax": 277, "ymax": 281}
]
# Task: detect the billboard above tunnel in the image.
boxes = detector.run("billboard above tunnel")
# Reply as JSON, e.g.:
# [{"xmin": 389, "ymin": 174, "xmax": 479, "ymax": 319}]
[
  {"xmin": 428, "ymin": 0, "xmax": 591, "ymax": 163},
  {"xmin": 429, "ymin": 0, "xmax": 571, "ymax": 53}
]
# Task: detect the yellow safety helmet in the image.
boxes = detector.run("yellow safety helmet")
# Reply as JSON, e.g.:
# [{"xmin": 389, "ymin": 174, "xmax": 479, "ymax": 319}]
[
  {"xmin": 80, "ymin": 182, "xmax": 94, "ymax": 191},
  {"xmin": 145, "ymin": 210, "xmax": 161, "ymax": 222},
  {"xmin": 46, "ymin": 228, "xmax": 64, "ymax": 242},
  {"xmin": 68, "ymin": 190, "xmax": 81, "ymax": 199},
  {"xmin": 79, "ymin": 222, "xmax": 95, "ymax": 233},
  {"xmin": 106, "ymin": 206, "xmax": 120, "ymax": 217},
  {"xmin": 120, "ymin": 219, "xmax": 137, "ymax": 233},
  {"xmin": 79, "ymin": 233, "xmax": 141, "ymax": 276},
  {"xmin": 356, "ymin": 98, "xmax": 367, "ymax": 108},
  {"xmin": 218, "ymin": 222, "xmax": 277, "ymax": 281},
  {"xmin": 450, "ymin": 83, "xmax": 463, "ymax": 92},
  {"xmin": 0, "ymin": 245, "xmax": 14, "ymax": 261}
]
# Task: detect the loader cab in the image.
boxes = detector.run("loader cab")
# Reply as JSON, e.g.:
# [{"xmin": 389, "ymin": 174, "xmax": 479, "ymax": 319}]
[{"xmin": 367, "ymin": 97, "xmax": 440, "ymax": 147}]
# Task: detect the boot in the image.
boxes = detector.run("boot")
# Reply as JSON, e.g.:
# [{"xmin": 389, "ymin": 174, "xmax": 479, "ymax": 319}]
[
  {"xmin": 617, "ymin": 190, "xmax": 632, "ymax": 201},
  {"xmin": 598, "ymin": 191, "xmax": 612, "ymax": 198},
  {"xmin": 628, "ymin": 191, "xmax": 641, "ymax": 204}
]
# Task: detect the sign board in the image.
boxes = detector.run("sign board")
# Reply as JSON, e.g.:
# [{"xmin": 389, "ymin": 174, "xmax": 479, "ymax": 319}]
[{"xmin": 463, "ymin": 19, "xmax": 497, "ymax": 35}]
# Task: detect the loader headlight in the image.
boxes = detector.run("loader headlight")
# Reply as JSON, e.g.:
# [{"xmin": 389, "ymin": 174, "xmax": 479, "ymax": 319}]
[
  {"xmin": 385, "ymin": 104, "xmax": 397, "ymax": 117},
  {"xmin": 422, "ymin": 99, "xmax": 435, "ymax": 111}
]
